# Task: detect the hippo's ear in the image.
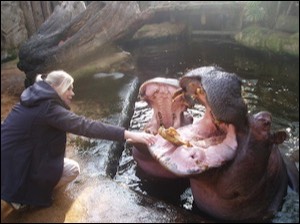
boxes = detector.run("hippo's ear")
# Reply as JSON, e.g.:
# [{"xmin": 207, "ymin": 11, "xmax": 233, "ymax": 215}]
[{"xmin": 272, "ymin": 131, "xmax": 287, "ymax": 144}]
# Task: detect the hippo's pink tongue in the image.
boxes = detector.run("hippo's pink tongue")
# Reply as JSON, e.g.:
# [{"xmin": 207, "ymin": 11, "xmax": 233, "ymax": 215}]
[{"xmin": 148, "ymin": 119, "xmax": 238, "ymax": 176}]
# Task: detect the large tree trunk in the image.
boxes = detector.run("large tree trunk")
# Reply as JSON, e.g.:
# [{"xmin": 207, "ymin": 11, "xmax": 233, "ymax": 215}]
[
  {"xmin": 17, "ymin": 1, "xmax": 154, "ymax": 87},
  {"xmin": 40, "ymin": 1, "xmax": 53, "ymax": 20},
  {"xmin": 19, "ymin": 1, "xmax": 37, "ymax": 36},
  {"xmin": 30, "ymin": 1, "xmax": 45, "ymax": 28}
]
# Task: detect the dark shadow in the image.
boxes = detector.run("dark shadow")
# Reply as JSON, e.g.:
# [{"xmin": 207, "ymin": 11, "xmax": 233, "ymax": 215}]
[{"xmin": 136, "ymin": 166, "xmax": 190, "ymax": 205}]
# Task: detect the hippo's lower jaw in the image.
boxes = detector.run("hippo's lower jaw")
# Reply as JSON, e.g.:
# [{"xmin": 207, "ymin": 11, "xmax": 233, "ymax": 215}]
[{"xmin": 148, "ymin": 109, "xmax": 238, "ymax": 176}]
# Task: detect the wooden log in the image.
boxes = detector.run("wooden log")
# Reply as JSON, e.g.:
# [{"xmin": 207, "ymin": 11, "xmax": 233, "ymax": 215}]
[
  {"xmin": 41, "ymin": 1, "xmax": 52, "ymax": 20},
  {"xmin": 18, "ymin": 1, "xmax": 155, "ymax": 87},
  {"xmin": 19, "ymin": 1, "xmax": 36, "ymax": 36},
  {"xmin": 30, "ymin": 1, "xmax": 44, "ymax": 29}
]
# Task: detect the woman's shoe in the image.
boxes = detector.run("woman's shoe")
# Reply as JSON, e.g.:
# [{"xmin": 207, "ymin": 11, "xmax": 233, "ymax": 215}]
[{"xmin": 9, "ymin": 202, "xmax": 29, "ymax": 212}]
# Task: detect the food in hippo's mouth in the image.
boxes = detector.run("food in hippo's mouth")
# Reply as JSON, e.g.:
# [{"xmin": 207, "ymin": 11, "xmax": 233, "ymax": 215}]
[
  {"xmin": 158, "ymin": 123, "xmax": 227, "ymax": 149},
  {"xmin": 149, "ymin": 111, "xmax": 238, "ymax": 176},
  {"xmin": 158, "ymin": 126, "xmax": 192, "ymax": 147}
]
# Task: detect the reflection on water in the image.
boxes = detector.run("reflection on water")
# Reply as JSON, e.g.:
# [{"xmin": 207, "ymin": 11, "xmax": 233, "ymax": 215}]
[
  {"xmin": 73, "ymin": 72, "xmax": 136, "ymax": 119},
  {"xmin": 74, "ymin": 40, "xmax": 299, "ymax": 223},
  {"xmin": 93, "ymin": 72, "xmax": 125, "ymax": 80}
]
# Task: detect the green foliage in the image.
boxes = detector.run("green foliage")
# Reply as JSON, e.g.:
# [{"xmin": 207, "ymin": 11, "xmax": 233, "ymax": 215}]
[{"xmin": 244, "ymin": 1, "xmax": 266, "ymax": 24}]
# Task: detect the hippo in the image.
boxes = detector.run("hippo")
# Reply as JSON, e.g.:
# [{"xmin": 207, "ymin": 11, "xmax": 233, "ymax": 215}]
[
  {"xmin": 132, "ymin": 77, "xmax": 193, "ymax": 179},
  {"xmin": 132, "ymin": 66, "xmax": 299, "ymax": 221},
  {"xmin": 138, "ymin": 77, "xmax": 193, "ymax": 135}
]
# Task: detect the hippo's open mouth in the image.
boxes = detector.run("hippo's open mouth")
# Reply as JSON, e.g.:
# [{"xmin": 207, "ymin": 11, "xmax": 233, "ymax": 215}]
[
  {"xmin": 146, "ymin": 70, "xmax": 239, "ymax": 176},
  {"xmin": 149, "ymin": 109, "xmax": 237, "ymax": 176},
  {"xmin": 133, "ymin": 67, "xmax": 297, "ymax": 221}
]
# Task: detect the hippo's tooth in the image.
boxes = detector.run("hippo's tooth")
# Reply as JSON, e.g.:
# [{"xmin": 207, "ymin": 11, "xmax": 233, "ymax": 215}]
[
  {"xmin": 172, "ymin": 94, "xmax": 183, "ymax": 103},
  {"xmin": 196, "ymin": 87, "xmax": 203, "ymax": 95},
  {"xmin": 183, "ymin": 94, "xmax": 197, "ymax": 107},
  {"xmin": 184, "ymin": 102, "xmax": 190, "ymax": 107},
  {"xmin": 213, "ymin": 116, "xmax": 221, "ymax": 126},
  {"xmin": 192, "ymin": 95, "xmax": 201, "ymax": 103},
  {"xmin": 172, "ymin": 89, "xmax": 184, "ymax": 100}
]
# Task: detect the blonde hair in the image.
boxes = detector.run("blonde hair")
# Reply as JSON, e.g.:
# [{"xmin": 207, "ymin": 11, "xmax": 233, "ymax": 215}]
[{"xmin": 36, "ymin": 70, "xmax": 74, "ymax": 95}]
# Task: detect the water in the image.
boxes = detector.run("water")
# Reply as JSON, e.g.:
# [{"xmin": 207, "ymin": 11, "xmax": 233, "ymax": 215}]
[
  {"xmin": 74, "ymin": 39, "xmax": 299, "ymax": 222},
  {"xmin": 129, "ymin": 40, "xmax": 299, "ymax": 158}
]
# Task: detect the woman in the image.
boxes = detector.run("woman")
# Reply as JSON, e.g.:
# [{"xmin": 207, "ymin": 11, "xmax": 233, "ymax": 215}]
[{"xmin": 1, "ymin": 70, "xmax": 156, "ymax": 210}]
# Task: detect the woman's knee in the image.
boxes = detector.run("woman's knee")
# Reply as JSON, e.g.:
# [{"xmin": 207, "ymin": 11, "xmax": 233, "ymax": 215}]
[{"xmin": 63, "ymin": 158, "xmax": 80, "ymax": 180}]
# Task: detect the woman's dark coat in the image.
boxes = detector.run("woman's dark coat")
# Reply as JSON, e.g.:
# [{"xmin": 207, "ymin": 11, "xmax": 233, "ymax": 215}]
[{"xmin": 1, "ymin": 81, "xmax": 125, "ymax": 206}]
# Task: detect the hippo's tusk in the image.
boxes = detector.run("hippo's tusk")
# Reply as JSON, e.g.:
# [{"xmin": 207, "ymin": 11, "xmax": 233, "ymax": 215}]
[
  {"xmin": 194, "ymin": 86, "xmax": 205, "ymax": 102},
  {"xmin": 196, "ymin": 87, "xmax": 203, "ymax": 95},
  {"xmin": 172, "ymin": 89, "xmax": 184, "ymax": 101},
  {"xmin": 191, "ymin": 95, "xmax": 197, "ymax": 100},
  {"xmin": 184, "ymin": 102, "xmax": 190, "ymax": 107}
]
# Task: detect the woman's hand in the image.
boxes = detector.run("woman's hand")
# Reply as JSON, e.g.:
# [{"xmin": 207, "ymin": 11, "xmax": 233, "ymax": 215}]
[{"xmin": 124, "ymin": 130, "xmax": 156, "ymax": 146}]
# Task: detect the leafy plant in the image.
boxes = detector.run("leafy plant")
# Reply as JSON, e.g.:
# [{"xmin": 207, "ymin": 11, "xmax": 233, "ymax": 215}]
[{"xmin": 244, "ymin": 1, "xmax": 266, "ymax": 24}]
